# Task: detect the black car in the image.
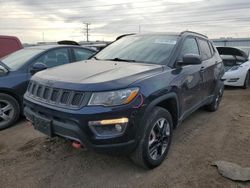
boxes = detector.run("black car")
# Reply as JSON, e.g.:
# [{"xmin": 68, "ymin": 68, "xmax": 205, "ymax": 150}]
[
  {"xmin": 0, "ymin": 45, "xmax": 96, "ymax": 130},
  {"xmin": 24, "ymin": 31, "xmax": 224, "ymax": 168}
]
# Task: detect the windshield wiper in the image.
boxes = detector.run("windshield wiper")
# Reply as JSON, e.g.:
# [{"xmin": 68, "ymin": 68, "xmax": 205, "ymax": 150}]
[
  {"xmin": 102, "ymin": 57, "xmax": 136, "ymax": 62},
  {"xmin": 92, "ymin": 56, "xmax": 99, "ymax": 60},
  {"xmin": 0, "ymin": 61, "xmax": 9, "ymax": 70},
  {"xmin": 98, "ymin": 57, "xmax": 155, "ymax": 64}
]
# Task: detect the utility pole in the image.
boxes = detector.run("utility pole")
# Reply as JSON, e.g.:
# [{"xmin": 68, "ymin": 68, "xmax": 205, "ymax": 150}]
[
  {"xmin": 138, "ymin": 25, "xmax": 141, "ymax": 33},
  {"xmin": 42, "ymin": 32, "xmax": 45, "ymax": 42},
  {"xmin": 83, "ymin": 22, "xmax": 91, "ymax": 42}
]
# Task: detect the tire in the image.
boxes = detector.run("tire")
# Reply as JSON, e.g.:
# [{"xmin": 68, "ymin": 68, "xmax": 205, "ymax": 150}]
[
  {"xmin": 130, "ymin": 107, "xmax": 173, "ymax": 169},
  {"xmin": 0, "ymin": 93, "xmax": 20, "ymax": 130},
  {"xmin": 205, "ymin": 86, "xmax": 224, "ymax": 112},
  {"xmin": 243, "ymin": 71, "xmax": 250, "ymax": 89}
]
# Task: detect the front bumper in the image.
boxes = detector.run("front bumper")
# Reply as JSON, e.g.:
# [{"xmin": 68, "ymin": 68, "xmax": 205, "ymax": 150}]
[
  {"xmin": 24, "ymin": 96, "xmax": 144, "ymax": 154},
  {"xmin": 222, "ymin": 70, "xmax": 245, "ymax": 87}
]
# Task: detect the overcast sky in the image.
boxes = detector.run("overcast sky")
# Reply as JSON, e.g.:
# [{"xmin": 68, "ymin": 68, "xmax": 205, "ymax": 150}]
[{"xmin": 0, "ymin": 0, "xmax": 250, "ymax": 43}]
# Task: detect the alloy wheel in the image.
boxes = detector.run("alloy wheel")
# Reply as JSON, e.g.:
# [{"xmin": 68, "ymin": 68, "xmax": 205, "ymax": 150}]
[
  {"xmin": 148, "ymin": 118, "xmax": 170, "ymax": 160},
  {"xmin": 0, "ymin": 99, "xmax": 15, "ymax": 126}
]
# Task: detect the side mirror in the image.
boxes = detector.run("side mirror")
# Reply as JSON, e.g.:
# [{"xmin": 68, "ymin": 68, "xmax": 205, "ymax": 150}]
[
  {"xmin": 177, "ymin": 54, "xmax": 202, "ymax": 66},
  {"xmin": 30, "ymin": 63, "xmax": 47, "ymax": 74}
]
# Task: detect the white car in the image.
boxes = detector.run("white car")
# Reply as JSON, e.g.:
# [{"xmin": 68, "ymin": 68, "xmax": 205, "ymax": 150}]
[{"xmin": 217, "ymin": 47, "xmax": 250, "ymax": 89}]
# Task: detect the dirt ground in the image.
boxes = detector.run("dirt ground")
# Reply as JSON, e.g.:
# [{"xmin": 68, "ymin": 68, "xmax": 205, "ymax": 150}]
[{"xmin": 0, "ymin": 88, "xmax": 249, "ymax": 188}]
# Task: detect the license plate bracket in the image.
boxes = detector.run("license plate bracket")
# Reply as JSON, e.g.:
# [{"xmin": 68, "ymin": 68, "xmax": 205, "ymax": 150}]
[{"xmin": 34, "ymin": 116, "xmax": 52, "ymax": 137}]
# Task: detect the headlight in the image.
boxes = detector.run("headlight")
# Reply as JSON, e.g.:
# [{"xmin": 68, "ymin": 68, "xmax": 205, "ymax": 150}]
[
  {"xmin": 88, "ymin": 87, "xmax": 139, "ymax": 106},
  {"xmin": 229, "ymin": 65, "xmax": 242, "ymax": 71}
]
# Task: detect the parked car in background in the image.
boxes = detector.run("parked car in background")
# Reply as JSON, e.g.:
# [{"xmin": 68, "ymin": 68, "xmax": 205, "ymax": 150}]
[
  {"xmin": 24, "ymin": 31, "xmax": 224, "ymax": 168},
  {"xmin": 217, "ymin": 47, "xmax": 250, "ymax": 88},
  {"xmin": 81, "ymin": 43, "xmax": 109, "ymax": 51},
  {"xmin": 0, "ymin": 35, "xmax": 23, "ymax": 58},
  {"xmin": 0, "ymin": 45, "xmax": 96, "ymax": 130}
]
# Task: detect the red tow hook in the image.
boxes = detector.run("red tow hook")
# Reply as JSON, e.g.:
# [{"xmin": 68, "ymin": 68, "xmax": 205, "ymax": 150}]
[{"xmin": 72, "ymin": 141, "xmax": 82, "ymax": 149}]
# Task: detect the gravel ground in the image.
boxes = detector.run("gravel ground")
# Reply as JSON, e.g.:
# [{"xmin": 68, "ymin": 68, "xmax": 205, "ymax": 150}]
[{"xmin": 0, "ymin": 88, "xmax": 250, "ymax": 188}]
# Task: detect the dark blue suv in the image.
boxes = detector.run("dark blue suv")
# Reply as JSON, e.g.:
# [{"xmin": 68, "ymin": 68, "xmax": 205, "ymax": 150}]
[{"xmin": 24, "ymin": 31, "xmax": 224, "ymax": 168}]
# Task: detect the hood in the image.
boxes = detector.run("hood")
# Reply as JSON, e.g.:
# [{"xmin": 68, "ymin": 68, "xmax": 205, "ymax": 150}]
[
  {"xmin": 217, "ymin": 47, "xmax": 248, "ymax": 72},
  {"xmin": 217, "ymin": 47, "xmax": 248, "ymax": 60},
  {"xmin": 33, "ymin": 60, "xmax": 163, "ymax": 91}
]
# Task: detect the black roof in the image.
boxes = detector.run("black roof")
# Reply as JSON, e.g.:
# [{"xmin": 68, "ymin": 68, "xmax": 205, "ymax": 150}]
[{"xmin": 116, "ymin": 31, "xmax": 208, "ymax": 40}]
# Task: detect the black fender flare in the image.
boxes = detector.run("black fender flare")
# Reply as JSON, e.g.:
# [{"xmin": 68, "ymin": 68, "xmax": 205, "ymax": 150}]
[
  {"xmin": 135, "ymin": 92, "xmax": 180, "ymax": 141},
  {"xmin": 214, "ymin": 78, "xmax": 224, "ymax": 96}
]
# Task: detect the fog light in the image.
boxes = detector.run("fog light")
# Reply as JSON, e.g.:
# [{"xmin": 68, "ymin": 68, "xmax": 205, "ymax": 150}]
[
  {"xmin": 88, "ymin": 118, "xmax": 129, "ymax": 137},
  {"xmin": 115, "ymin": 124, "xmax": 122, "ymax": 132},
  {"xmin": 228, "ymin": 78, "xmax": 239, "ymax": 82}
]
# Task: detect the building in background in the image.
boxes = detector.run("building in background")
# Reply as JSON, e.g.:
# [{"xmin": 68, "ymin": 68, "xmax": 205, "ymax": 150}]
[{"xmin": 212, "ymin": 38, "xmax": 250, "ymax": 47}]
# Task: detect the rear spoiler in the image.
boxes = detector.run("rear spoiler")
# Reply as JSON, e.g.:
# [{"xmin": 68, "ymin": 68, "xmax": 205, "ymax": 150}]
[{"xmin": 57, "ymin": 40, "xmax": 80, "ymax": 46}]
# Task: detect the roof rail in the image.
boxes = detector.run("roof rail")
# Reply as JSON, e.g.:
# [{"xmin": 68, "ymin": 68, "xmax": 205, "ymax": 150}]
[
  {"xmin": 180, "ymin": 31, "xmax": 208, "ymax": 38},
  {"xmin": 116, "ymin": 33, "xmax": 136, "ymax": 40}
]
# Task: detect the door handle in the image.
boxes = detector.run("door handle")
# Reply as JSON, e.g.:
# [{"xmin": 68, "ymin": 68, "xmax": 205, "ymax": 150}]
[{"xmin": 200, "ymin": 66, "xmax": 205, "ymax": 72}]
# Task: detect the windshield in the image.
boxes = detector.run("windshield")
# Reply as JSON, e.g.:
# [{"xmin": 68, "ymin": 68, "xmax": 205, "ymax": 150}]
[
  {"xmin": 1, "ymin": 48, "xmax": 44, "ymax": 70},
  {"xmin": 95, "ymin": 35, "xmax": 178, "ymax": 65}
]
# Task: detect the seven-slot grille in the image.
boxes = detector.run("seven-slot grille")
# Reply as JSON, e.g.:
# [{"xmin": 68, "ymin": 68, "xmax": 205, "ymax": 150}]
[{"xmin": 27, "ymin": 81, "xmax": 85, "ymax": 109}]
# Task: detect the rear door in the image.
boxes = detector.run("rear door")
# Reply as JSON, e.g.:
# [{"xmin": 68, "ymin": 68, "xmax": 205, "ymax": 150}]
[
  {"xmin": 27, "ymin": 48, "xmax": 71, "ymax": 82},
  {"xmin": 34, "ymin": 48, "xmax": 70, "ymax": 68},
  {"xmin": 197, "ymin": 39, "xmax": 216, "ymax": 99},
  {"xmin": 177, "ymin": 37, "xmax": 203, "ymax": 114}
]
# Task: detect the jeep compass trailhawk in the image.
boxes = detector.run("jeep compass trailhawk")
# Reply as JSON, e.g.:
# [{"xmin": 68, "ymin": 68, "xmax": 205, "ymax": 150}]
[{"xmin": 24, "ymin": 31, "xmax": 224, "ymax": 168}]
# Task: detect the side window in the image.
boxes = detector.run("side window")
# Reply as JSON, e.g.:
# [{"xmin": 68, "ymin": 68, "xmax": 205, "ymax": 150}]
[
  {"xmin": 199, "ymin": 39, "xmax": 212, "ymax": 60},
  {"xmin": 73, "ymin": 48, "xmax": 94, "ymax": 61},
  {"xmin": 180, "ymin": 38, "xmax": 199, "ymax": 58},
  {"xmin": 208, "ymin": 42, "xmax": 215, "ymax": 55},
  {"xmin": 35, "ymin": 48, "xmax": 70, "ymax": 68}
]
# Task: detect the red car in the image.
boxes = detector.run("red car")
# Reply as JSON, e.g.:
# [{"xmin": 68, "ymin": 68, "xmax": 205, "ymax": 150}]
[{"xmin": 0, "ymin": 36, "xmax": 23, "ymax": 58}]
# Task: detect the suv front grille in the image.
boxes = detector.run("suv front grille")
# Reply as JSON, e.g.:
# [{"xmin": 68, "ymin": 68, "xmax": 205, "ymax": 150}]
[
  {"xmin": 27, "ymin": 81, "xmax": 85, "ymax": 109},
  {"xmin": 51, "ymin": 89, "xmax": 59, "ymax": 102},
  {"xmin": 72, "ymin": 93, "xmax": 83, "ymax": 106},
  {"xmin": 60, "ymin": 91, "xmax": 70, "ymax": 104}
]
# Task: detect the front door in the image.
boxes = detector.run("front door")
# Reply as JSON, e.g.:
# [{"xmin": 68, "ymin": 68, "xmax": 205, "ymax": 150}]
[{"xmin": 176, "ymin": 37, "xmax": 203, "ymax": 115}]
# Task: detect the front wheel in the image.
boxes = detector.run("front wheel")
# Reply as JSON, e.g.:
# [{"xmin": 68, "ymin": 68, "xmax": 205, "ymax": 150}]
[
  {"xmin": 130, "ymin": 107, "xmax": 173, "ymax": 169},
  {"xmin": 0, "ymin": 93, "xmax": 20, "ymax": 130},
  {"xmin": 243, "ymin": 71, "xmax": 250, "ymax": 89}
]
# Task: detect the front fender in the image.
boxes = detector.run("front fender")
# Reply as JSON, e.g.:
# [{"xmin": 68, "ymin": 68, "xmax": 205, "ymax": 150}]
[{"xmin": 135, "ymin": 92, "xmax": 180, "ymax": 141}]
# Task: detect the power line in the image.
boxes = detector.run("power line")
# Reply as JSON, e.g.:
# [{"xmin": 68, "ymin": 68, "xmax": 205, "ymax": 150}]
[
  {"xmin": 1, "ymin": 16, "xmax": 250, "ymax": 31},
  {"xmin": 1, "ymin": 13, "xmax": 250, "ymax": 29},
  {"xmin": 0, "ymin": 0, "xmax": 180, "ymax": 11},
  {"xmin": 1, "ymin": 1, "xmax": 249, "ymax": 17},
  {"xmin": 0, "ymin": 3, "xmax": 184, "ymax": 16},
  {"xmin": 2, "ymin": 3, "xmax": 250, "ymax": 22},
  {"xmin": 3, "ymin": 0, "xmax": 162, "ymax": 5}
]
